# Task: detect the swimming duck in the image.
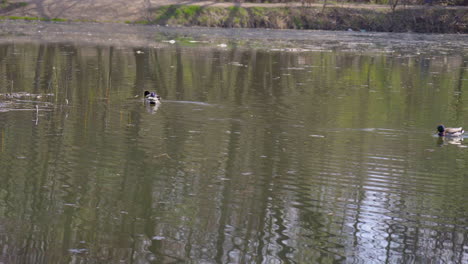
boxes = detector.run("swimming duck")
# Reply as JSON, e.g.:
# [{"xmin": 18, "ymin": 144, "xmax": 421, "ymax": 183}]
[
  {"xmin": 437, "ymin": 125, "xmax": 464, "ymax": 137},
  {"xmin": 144, "ymin": 91, "xmax": 161, "ymax": 105}
]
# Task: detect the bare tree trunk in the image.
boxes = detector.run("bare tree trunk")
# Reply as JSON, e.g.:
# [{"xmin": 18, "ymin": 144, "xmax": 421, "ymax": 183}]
[{"xmin": 390, "ymin": 0, "xmax": 399, "ymax": 12}]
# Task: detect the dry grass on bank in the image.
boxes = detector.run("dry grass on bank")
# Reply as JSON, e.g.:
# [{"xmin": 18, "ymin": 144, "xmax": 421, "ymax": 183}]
[{"xmin": 143, "ymin": 5, "xmax": 467, "ymax": 33}]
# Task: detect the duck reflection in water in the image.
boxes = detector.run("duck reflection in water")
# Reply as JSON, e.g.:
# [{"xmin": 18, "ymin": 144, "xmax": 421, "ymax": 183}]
[
  {"xmin": 437, "ymin": 136, "xmax": 464, "ymax": 146},
  {"xmin": 145, "ymin": 102, "xmax": 160, "ymax": 114},
  {"xmin": 133, "ymin": 234, "xmax": 157, "ymax": 264}
]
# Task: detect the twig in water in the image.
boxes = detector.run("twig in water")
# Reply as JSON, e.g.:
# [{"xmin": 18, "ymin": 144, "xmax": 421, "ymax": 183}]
[
  {"xmin": 154, "ymin": 153, "xmax": 172, "ymax": 159},
  {"xmin": 35, "ymin": 105, "xmax": 39, "ymax": 125}
]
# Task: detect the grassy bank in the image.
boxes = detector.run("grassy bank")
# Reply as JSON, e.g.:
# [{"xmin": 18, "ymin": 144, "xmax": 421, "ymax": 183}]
[
  {"xmin": 142, "ymin": 5, "xmax": 467, "ymax": 33},
  {"xmin": 0, "ymin": 15, "xmax": 67, "ymax": 22}
]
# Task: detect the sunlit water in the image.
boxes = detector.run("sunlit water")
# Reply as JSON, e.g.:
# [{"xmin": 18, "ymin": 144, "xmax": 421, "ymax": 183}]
[{"xmin": 0, "ymin": 22, "xmax": 467, "ymax": 264}]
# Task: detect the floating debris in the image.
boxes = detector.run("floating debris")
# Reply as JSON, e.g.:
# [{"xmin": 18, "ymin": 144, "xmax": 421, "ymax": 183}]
[
  {"xmin": 309, "ymin": 134, "xmax": 325, "ymax": 138},
  {"xmin": 0, "ymin": 92, "xmax": 54, "ymax": 99},
  {"xmin": 230, "ymin": 62, "xmax": 246, "ymax": 67},
  {"xmin": 285, "ymin": 67, "xmax": 305, "ymax": 70},
  {"xmin": 68, "ymin": 248, "xmax": 88, "ymax": 254},
  {"xmin": 64, "ymin": 203, "xmax": 79, "ymax": 208},
  {"xmin": 270, "ymin": 48, "xmax": 309, "ymax": 52}
]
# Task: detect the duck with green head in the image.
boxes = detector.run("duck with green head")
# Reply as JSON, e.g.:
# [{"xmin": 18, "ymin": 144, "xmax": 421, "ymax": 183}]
[
  {"xmin": 437, "ymin": 125, "xmax": 464, "ymax": 137},
  {"xmin": 144, "ymin": 91, "xmax": 161, "ymax": 105}
]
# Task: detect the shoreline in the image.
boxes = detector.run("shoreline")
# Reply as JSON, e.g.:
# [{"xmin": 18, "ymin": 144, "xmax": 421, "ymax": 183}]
[
  {"xmin": 1, "ymin": 20, "xmax": 467, "ymax": 53},
  {"xmin": 1, "ymin": 0, "xmax": 467, "ymax": 33}
]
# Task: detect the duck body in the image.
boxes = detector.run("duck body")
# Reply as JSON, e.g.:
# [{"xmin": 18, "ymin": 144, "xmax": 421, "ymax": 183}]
[
  {"xmin": 144, "ymin": 91, "xmax": 161, "ymax": 105},
  {"xmin": 437, "ymin": 125, "xmax": 464, "ymax": 137}
]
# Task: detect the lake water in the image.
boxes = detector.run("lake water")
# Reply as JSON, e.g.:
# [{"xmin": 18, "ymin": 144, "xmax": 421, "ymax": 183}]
[{"xmin": 0, "ymin": 22, "xmax": 467, "ymax": 263}]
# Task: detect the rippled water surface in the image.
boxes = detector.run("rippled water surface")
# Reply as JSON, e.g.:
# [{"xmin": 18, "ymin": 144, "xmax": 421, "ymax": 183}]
[{"xmin": 0, "ymin": 22, "xmax": 467, "ymax": 264}]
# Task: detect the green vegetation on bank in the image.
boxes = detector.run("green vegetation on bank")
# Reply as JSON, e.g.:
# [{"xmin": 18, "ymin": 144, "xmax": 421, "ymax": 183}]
[
  {"xmin": 141, "ymin": 5, "xmax": 467, "ymax": 33},
  {"xmin": 0, "ymin": 16, "xmax": 67, "ymax": 22},
  {"xmin": 1, "ymin": 1, "xmax": 27, "ymax": 10},
  {"xmin": 221, "ymin": 0, "xmax": 467, "ymax": 6}
]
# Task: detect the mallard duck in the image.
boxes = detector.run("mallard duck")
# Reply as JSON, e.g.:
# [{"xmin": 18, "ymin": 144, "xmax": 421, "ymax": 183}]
[
  {"xmin": 437, "ymin": 125, "xmax": 464, "ymax": 137},
  {"xmin": 144, "ymin": 91, "xmax": 161, "ymax": 105}
]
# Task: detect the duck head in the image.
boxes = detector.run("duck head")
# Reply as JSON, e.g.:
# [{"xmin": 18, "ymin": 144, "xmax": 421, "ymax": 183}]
[
  {"xmin": 144, "ymin": 91, "xmax": 161, "ymax": 99},
  {"xmin": 437, "ymin": 125, "xmax": 445, "ymax": 136}
]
